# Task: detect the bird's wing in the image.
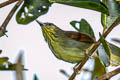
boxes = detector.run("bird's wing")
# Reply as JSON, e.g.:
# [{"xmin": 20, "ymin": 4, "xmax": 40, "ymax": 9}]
[{"xmin": 65, "ymin": 31, "xmax": 96, "ymax": 43}]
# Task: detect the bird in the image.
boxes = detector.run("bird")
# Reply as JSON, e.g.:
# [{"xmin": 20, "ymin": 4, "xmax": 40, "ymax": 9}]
[{"xmin": 36, "ymin": 20, "xmax": 96, "ymax": 63}]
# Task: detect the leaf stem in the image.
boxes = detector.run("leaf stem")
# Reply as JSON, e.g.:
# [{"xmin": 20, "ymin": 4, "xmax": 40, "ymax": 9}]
[{"xmin": 68, "ymin": 16, "xmax": 120, "ymax": 80}]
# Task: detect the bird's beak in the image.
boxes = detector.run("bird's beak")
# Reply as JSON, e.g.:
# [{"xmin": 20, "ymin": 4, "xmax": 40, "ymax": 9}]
[{"xmin": 36, "ymin": 20, "xmax": 44, "ymax": 26}]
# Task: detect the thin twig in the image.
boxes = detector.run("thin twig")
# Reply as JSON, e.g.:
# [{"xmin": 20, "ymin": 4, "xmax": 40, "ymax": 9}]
[
  {"xmin": 82, "ymin": 68, "xmax": 93, "ymax": 73},
  {"xmin": 15, "ymin": 53, "xmax": 24, "ymax": 80},
  {"xmin": 0, "ymin": 0, "xmax": 23, "ymax": 36},
  {"xmin": 0, "ymin": 0, "xmax": 18, "ymax": 8},
  {"xmin": 96, "ymin": 68, "xmax": 120, "ymax": 80},
  {"xmin": 68, "ymin": 16, "xmax": 120, "ymax": 80},
  {"xmin": 112, "ymin": 38, "xmax": 120, "ymax": 44}
]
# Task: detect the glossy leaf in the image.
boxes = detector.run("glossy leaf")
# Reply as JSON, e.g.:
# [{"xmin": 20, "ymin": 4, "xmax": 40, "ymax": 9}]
[
  {"xmin": 101, "ymin": 0, "xmax": 120, "ymax": 28},
  {"xmin": 109, "ymin": 43, "xmax": 120, "ymax": 57},
  {"xmin": 0, "ymin": 57, "xmax": 9, "ymax": 64},
  {"xmin": 70, "ymin": 19, "xmax": 95, "ymax": 38},
  {"xmin": 70, "ymin": 21, "xmax": 79, "ymax": 31},
  {"xmin": 49, "ymin": 0, "xmax": 109, "ymax": 15},
  {"xmin": 0, "ymin": 56, "xmax": 27, "ymax": 70},
  {"xmin": 91, "ymin": 56, "xmax": 106, "ymax": 80},
  {"xmin": 0, "ymin": 57, "xmax": 9, "ymax": 70},
  {"xmin": 108, "ymin": 43, "xmax": 120, "ymax": 66},
  {"xmin": 99, "ymin": 33, "xmax": 111, "ymax": 57},
  {"xmin": 99, "ymin": 34, "xmax": 120, "ymax": 66},
  {"xmin": 97, "ymin": 45, "xmax": 110, "ymax": 67},
  {"xmin": 0, "ymin": 62, "xmax": 27, "ymax": 70},
  {"xmin": 98, "ymin": 33, "xmax": 111, "ymax": 67},
  {"xmin": 16, "ymin": 0, "xmax": 52, "ymax": 24}
]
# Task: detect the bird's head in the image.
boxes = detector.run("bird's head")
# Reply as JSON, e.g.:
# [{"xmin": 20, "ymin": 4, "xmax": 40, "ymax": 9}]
[
  {"xmin": 36, "ymin": 20, "xmax": 63, "ymax": 41},
  {"xmin": 36, "ymin": 20, "xmax": 56, "ymax": 33}
]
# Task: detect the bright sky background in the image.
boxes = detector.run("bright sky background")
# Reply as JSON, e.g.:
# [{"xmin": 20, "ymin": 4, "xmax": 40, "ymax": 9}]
[{"xmin": 0, "ymin": 0, "xmax": 120, "ymax": 80}]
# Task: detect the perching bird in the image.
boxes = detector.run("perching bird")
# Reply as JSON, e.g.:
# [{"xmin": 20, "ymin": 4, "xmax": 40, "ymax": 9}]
[{"xmin": 36, "ymin": 20, "xmax": 95, "ymax": 63}]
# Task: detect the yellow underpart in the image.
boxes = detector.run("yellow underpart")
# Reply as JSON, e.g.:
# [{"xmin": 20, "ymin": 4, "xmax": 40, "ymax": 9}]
[
  {"xmin": 43, "ymin": 27, "xmax": 62, "ymax": 58},
  {"xmin": 42, "ymin": 26, "xmax": 91, "ymax": 63},
  {"xmin": 51, "ymin": 41, "xmax": 84, "ymax": 63}
]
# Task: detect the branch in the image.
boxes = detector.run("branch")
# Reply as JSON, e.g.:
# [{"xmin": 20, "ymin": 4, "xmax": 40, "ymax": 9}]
[
  {"xmin": 96, "ymin": 68, "xmax": 120, "ymax": 80},
  {"xmin": 15, "ymin": 53, "xmax": 24, "ymax": 80},
  {"xmin": 0, "ymin": 0, "xmax": 18, "ymax": 8},
  {"xmin": 68, "ymin": 16, "xmax": 120, "ymax": 80},
  {"xmin": 0, "ymin": 0, "xmax": 23, "ymax": 37},
  {"xmin": 112, "ymin": 38, "xmax": 120, "ymax": 44}
]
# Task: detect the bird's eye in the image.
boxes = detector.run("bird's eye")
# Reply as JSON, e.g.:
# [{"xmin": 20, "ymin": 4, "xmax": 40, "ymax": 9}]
[{"xmin": 47, "ymin": 23, "xmax": 52, "ymax": 26}]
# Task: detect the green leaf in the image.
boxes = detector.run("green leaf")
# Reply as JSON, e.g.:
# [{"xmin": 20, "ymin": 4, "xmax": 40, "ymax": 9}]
[
  {"xmin": 98, "ymin": 33, "xmax": 111, "ymax": 67},
  {"xmin": 108, "ymin": 43, "xmax": 120, "ymax": 66},
  {"xmin": 0, "ymin": 57, "xmax": 9, "ymax": 64},
  {"xmin": 0, "ymin": 56, "xmax": 27, "ymax": 70},
  {"xmin": 34, "ymin": 74, "xmax": 39, "ymax": 80},
  {"xmin": 0, "ymin": 57, "xmax": 9, "ymax": 70},
  {"xmin": 16, "ymin": 0, "xmax": 52, "ymax": 24},
  {"xmin": 0, "ymin": 62, "xmax": 27, "ymax": 70},
  {"xmin": 97, "ymin": 45, "xmax": 110, "ymax": 67},
  {"xmin": 101, "ymin": 0, "xmax": 120, "ymax": 28},
  {"xmin": 50, "ymin": 0, "xmax": 109, "ymax": 15},
  {"xmin": 99, "ymin": 34, "xmax": 120, "ymax": 66},
  {"xmin": 99, "ymin": 33, "xmax": 111, "ymax": 57},
  {"xmin": 70, "ymin": 21, "xmax": 79, "ymax": 31},
  {"xmin": 70, "ymin": 19, "xmax": 95, "ymax": 38},
  {"xmin": 91, "ymin": 56, "xmax": 106, "ymax": 80},
  {"xmin": 8, "ymin": 64, "xmax": 27, "ymax": 70},
  {"xmin": 0, "ymin": 65, "xmax": 7, "ymax": 70},
  {"xmin": 109, "ymin": 43, "xmax": 120, "ymax": 57}
]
